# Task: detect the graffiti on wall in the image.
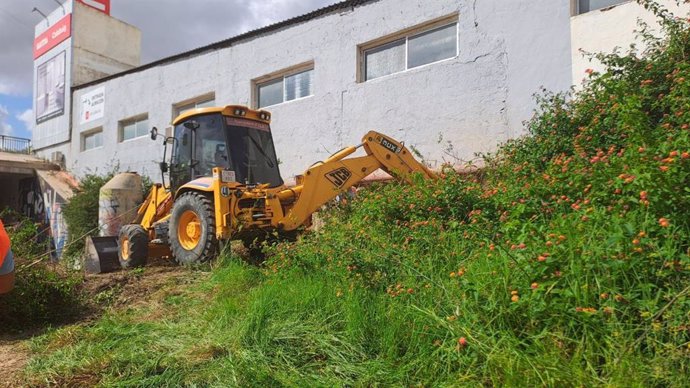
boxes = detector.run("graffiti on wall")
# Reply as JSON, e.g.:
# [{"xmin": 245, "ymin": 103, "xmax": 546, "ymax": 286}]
[
  {"xmin": 19, "ymin": 177, "xmax": 45, "ymax": 220},
  {"xmin": 42, "ymin": 187, "xmax": 68, "ymax": 259}
]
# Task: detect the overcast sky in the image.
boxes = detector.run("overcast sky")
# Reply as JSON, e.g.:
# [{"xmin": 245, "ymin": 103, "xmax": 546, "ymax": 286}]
[{"xmin": 0, "ymin": 0, "xmax": 334, "ymax": 138}]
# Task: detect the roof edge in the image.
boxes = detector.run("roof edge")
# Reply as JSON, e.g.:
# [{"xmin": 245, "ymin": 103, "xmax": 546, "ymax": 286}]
[{"xmin": 73, "ymin": 0, "xmax": 378, "ymax": 91}]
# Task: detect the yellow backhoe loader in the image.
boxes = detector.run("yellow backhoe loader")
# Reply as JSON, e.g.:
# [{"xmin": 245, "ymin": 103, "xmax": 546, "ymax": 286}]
[{"xmin": 116, "ymin": 105, "xmax": 435, "ymax": 267}]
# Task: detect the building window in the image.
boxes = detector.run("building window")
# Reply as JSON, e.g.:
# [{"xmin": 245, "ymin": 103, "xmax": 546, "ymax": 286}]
[
  {"xmin": 82, "ymin": 129, "xmax": 103, "ymax": 151},
  {"xmin": 256, "ymin": 67, "xmax": 314, "ymax": 108},
  {"xmin": 173, "ymin": 94, "xmax": 216, "ymax": 118},
  {"xmin": 575, "ymin": 0, "xmax": 628, "ymax": 14},
  {"xmin": 120, "ymin": 115, "xmax": 149, "ymax": 142},
  {"xmin": 361, "ymin": 19, "xmax": 458, "ymax": 82}
]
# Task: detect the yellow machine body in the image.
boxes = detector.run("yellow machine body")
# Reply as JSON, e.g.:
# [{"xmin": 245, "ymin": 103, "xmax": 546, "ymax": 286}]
[{"xmin": 117, "ymin": 105, "xmax": 436, "ymax": 265}]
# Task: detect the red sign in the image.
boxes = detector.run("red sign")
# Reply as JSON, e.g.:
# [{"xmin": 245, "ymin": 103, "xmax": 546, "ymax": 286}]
[
  {"xmin": 77, "ymin": 0, "xmax": 110, "ymax": 15},
  {"xmin": 33, "ymin": 14, "xmax": 71, "ymax": 59}
]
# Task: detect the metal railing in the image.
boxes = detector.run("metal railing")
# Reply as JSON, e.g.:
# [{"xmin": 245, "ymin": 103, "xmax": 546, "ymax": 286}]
[{"xmin": 0, "ymin": 135, "xmax": 32, "ymax": 154}]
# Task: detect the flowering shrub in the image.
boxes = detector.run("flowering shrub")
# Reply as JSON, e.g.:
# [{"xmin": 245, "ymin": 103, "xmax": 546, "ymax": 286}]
[{"xmin": 262, "ymin": 5, "xmax": 690, "ymax": 385}]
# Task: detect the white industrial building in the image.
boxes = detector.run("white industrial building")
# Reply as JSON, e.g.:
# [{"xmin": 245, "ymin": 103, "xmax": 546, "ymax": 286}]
[{"xmin": 31, "ymin": 0, "xmax": 690, "ymax": 181}]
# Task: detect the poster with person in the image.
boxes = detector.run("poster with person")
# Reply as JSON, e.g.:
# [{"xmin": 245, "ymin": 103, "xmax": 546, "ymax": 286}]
[{"xmin": 35, "ymin": 50, "xmax": 66, "ymax": 122}]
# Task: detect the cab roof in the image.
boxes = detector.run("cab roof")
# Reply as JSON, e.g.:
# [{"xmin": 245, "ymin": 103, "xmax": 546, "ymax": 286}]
[{"xmin": 172, "ymin": 105, "xmax": 271, "ymax": 125}]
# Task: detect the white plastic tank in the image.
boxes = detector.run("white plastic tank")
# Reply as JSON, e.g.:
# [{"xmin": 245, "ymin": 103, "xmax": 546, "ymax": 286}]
[{"xmin": 98, "ymin": 172, "xmax": 144, "ymax": 237}]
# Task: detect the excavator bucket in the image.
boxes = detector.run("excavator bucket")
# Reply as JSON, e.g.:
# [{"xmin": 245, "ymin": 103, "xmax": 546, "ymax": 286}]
[{"xmin": 84, "ymin": 235, "xmax": 120, "ymax": 274}]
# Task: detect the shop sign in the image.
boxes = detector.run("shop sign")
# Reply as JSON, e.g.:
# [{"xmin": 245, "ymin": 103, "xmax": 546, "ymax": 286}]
[
  {"xmin": 77, "ymin": 0, "xmax": 111, "ymax": 15},
  {"xmin": 33, "ymin": 14, "xmax": 71, "ymax": 59}
]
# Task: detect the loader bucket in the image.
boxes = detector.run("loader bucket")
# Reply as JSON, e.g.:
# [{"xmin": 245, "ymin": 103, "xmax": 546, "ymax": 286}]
[{"xmin": 84, "ymin": 236, "xmax": 121, "ymax": 274}]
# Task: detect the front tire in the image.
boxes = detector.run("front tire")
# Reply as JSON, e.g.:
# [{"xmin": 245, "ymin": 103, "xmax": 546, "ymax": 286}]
[
  {"xmin": 169, "ymin": 192, "xmax": 217, "ymax": 265},
  {"xmin": 118, "ymin": 224, "xmax": 149, "ymax": 268}
]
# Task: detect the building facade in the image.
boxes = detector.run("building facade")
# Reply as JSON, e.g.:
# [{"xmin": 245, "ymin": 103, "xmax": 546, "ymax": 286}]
[{"xmin": 31, "ymin": 0, "xmax": 688, "ymax": 182}]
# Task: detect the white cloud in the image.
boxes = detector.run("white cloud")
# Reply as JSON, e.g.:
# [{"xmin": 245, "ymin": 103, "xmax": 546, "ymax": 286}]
[
  {"xmin": 17, "ymin": 109, "xmax": 34, "ymax": 135},
  {"xmin": 0, "ymin": 105, "xmax": 13, "ymax": 136}
]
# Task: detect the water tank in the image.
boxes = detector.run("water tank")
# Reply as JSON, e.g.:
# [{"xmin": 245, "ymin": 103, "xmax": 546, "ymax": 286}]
[{"xmin": 98, "ymin": 172, "xmax": 143, "ymax": 237}]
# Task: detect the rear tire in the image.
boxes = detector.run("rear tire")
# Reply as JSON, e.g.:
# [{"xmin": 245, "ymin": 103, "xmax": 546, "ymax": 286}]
[
  {"xmin": 118, "ymin": 224, "xmax": 149, "ymax": 268},
  {"xmin": 169, "ymin": 192, "xmax": 217, "ymax": 265}
]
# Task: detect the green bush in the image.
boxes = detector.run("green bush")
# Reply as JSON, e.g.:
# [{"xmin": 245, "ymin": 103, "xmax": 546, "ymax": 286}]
[
  {"xmin": 0, "ymin": 215, "xmax": 83, "ymax": 329},
  {"xmin": 62, "ymin": 171, "xmax": 152, "ymax": 258}
]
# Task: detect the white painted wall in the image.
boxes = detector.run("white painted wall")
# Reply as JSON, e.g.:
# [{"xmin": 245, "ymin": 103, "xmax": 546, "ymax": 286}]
[
  {"xmin": 571, "ymin": 0, "xmax": 690, "ymax": 86},
  {"xmin": 62, "ymin": 0, "xmax": 572, "ymax": 182}
]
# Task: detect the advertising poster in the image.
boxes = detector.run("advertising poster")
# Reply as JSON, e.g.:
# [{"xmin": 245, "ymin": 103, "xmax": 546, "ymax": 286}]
[
  {"xmin": 80, "ymin": 87, "xmax": 105, "ymax": 125},
  {"xmin": 36, "ymin": 51, "xmax": 66, "ymax": 123}
]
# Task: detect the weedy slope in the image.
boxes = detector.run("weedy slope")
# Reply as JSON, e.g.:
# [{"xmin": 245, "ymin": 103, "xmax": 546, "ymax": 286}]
[{"xmin": 22, "ymin": 3, "xmax": 690, "ymax": 387}]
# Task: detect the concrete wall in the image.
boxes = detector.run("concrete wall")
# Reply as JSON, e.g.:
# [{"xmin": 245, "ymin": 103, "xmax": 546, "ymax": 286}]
[
  {"xmin": 66, "ymin": 0, "xmax": 572, "ymax": 181},
  {"xmin": 571, "ymin": 0, "xmax": 690, "ymax": 85},
  {"xmin": 72, "ymin": 1, "xmax": 141, "ymax": 86}
]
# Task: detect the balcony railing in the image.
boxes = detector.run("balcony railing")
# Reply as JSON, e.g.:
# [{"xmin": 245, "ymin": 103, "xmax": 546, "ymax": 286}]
[{"xmin": 0, "ymin": 135, "xmax": 32, "ymax": 154}]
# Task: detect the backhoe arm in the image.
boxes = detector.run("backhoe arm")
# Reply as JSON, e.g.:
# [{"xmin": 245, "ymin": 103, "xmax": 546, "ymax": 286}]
[{"xmin": 274, "ymin": 131, "xmax": 436, "ymax": 230}]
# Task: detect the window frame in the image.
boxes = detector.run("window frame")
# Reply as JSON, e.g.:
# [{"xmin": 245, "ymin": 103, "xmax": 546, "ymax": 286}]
[
  {"xmin": 358, "ymin": 14, "xmax": 459, "ymax": 83},
  {"xmin": 81, "ymin": 127, "xmax": 103, "ymax": 152},
  {"xmin": 252, "ymin": 61, "xmax": 315, "ymax": 109},
  {"xmin": 172, "ymin": 92, "xmax": 216, "ymax": 120},
  {"xmin": 118, "ymin": 114, "xmax": 149, "ymax": 142},
  {"xmin": 572, "ymin": 0, "xmax": 630, "ymax": 15}
]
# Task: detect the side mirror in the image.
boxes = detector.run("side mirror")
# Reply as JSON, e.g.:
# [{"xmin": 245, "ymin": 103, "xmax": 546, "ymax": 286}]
[
  {"xmin": 159, "ymin": 161, "xmax": 168, "ymax": 173},
  {"xmin": 150, "ymin": 127, "xmax": 158, "ymax": 141}
]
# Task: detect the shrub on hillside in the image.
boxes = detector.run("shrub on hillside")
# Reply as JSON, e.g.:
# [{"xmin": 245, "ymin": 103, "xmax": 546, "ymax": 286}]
[
  {"xmin": 0, "ymin": 215, "xmax": 83, "ymax": 329},
  {"xmin": 260, "ymin": 4, "xmax": 690, "ymax": 385}
]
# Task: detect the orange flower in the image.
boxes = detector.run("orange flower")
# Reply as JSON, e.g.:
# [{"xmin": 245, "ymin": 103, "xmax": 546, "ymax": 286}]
[
  {"xmin": 511, "ymin": 295, "xmax": 519, "ymax": 303},
  {"xmin": 531, "ymin": 282, "xmax": 539, "ymax": 290},
  {"xmin": 660, "ymin": 166, "xmax": 670, "ymax": 172},
  {"xmin": 659, "ymin": 218, "xmax": 670, "ymax": 228},
  {"xmin": 457, "ymin": 337, "xmax": 468, "ymax": 348}
]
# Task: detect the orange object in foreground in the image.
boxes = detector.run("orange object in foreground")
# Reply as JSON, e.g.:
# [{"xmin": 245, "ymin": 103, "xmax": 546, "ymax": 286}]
[
  {"xmin": 0, "ymin": 219, "xmax": 15, "ymax": 294},
  {"xmin": 0, "ymin": 220, "xmax": 10, "ymax": 267}
]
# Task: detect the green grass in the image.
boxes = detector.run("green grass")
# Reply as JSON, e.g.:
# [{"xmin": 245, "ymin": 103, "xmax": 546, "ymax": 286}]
[{"xmin": 20, "ymin": 3, "xmax": 690, "ymax": 387}]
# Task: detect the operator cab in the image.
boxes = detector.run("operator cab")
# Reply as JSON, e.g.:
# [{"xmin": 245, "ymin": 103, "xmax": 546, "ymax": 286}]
[{"xmin": 167, "ymin": 106, "xmax": 283, "ymax": 190}]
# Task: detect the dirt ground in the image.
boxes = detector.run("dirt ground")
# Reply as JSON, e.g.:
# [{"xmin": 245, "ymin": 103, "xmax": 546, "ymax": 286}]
[
  {"xmin": 0, "ymin": 257, "xmax": 203, "ymax": 387},
  {"xmin": 0, "ymin": 336, "xmax": 30, "ymax": 387}
]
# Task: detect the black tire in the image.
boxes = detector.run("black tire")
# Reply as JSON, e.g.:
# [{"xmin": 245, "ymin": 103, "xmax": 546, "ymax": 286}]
[
  {"xmin": 169, "ymin": 192, "xmax": 217, "ymax": 265},
  {"xmin": 118, "ymin": 224, "xmax": 149, "ymax": 268}
]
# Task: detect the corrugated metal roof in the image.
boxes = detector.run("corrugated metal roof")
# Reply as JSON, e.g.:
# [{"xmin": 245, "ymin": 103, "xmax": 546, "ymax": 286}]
[{"xmin": 74, "ymin": 0, "xmax": 379, "ymax": 90}]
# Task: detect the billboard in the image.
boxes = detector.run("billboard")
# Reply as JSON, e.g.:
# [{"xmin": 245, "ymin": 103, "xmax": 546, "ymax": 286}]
[{"xmin": 36, "ymin": 51, "xmax": 66, "ymax": 123}]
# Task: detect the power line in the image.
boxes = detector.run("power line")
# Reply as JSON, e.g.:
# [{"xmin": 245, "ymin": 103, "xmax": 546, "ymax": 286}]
[{"xmin": 0, "ymin": 6, "xmax": 34, "ymax": 31}]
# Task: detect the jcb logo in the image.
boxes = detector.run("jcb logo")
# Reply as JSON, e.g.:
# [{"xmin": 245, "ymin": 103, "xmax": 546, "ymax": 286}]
[
  {"xmin": 325, "ymin": 167, "xmax": 352, "ymax": 188},
  {"xmin": 380, "ymin": 137, "xmax": 401, "ymax": 153}
]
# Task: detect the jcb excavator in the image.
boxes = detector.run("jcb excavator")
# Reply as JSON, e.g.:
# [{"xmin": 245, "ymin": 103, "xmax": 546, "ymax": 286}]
[{"xmin": 117, "ymin": 105, "xmax": 435, "ymax": 267}]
